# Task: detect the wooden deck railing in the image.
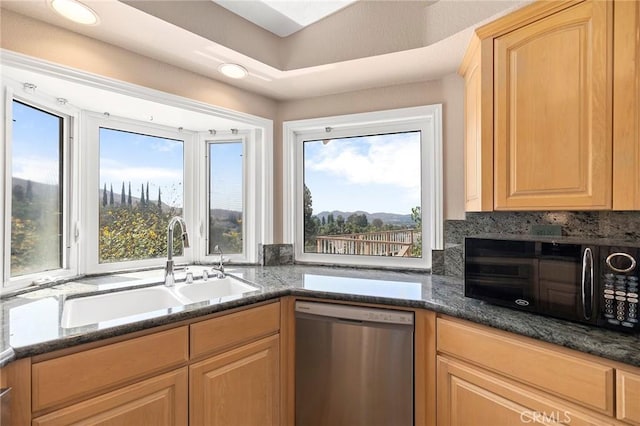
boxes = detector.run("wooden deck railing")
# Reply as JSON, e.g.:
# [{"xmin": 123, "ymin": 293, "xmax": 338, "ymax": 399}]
[{"xmin": 315, "ymin": 229, "xmax": 418, "ymax": 257}]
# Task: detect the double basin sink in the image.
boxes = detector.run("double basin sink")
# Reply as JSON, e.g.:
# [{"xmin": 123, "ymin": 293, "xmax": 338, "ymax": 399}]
[{"xmin": 61, "ymin": 275, "xmax": 259, "ymax": 329}]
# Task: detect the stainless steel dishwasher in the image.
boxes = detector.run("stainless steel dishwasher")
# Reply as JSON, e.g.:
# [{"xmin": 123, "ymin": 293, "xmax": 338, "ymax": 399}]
[{"xmin": 295, "ymin": 301, "xmax": 414, "ymax": 426}]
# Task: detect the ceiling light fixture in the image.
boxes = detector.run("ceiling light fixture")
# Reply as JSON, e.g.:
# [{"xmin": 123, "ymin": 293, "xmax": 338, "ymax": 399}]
[
  {"xmin": 218, "ymin": 63, "xmax": 248, "ymax": 79},
  {"xmin": 50, "ymin": 0, "xmax": 100, "ymax": 25}
]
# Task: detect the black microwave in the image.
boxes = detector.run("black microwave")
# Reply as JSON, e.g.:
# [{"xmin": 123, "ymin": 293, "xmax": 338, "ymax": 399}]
[{"xmin": 464, "ymin": 237, "xmax": 639, "ymax": 333}]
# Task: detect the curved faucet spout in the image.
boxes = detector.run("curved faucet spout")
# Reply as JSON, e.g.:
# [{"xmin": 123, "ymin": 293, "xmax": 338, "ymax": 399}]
[{"xmin": 165, "ymin": 216, "xmax": 189, "ymax": 286}]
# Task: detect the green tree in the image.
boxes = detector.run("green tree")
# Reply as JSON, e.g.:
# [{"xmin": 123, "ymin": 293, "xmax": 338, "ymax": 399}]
[
  {"xmin": 372, "ymin": 218, "xmax": 383, "ymax": 229},
  {"xmin": 411, "ymin": 206, "xmax": 422, "ymax": 257},
  {"xmin": 303, "ymin": 184, "xmax": 317, "ymax": 249},
  {"xmin": 121, "ymin": 182, "xmax": 126, "ymax": 205},
  {"xmin": 140, "ymin": 183, "xmax": 145, "ymax": 207},
  {"xmin": 157, "ymin": 188, "xmax": 162, "ymax": 212},
  {"xmin": 109, "ymin": 184, "xmax": 114, "ymax": 206},
  {"xmin": 26, "ymin": 180, "xmax": 33, "ymax": 202},
  {"xmin": 127, "ymin": 182, "xmax": 132, "ymax": 207},
  {"xmin": 146, "ymin": 182, "xmax": 150, "ymax": 206},
  {"xmin": 102, "ymin": 183, "xmax": 107, "ymax": 207}
]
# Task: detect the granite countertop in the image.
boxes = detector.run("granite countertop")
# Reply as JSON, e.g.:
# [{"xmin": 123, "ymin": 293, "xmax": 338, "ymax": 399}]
[{"xmin": 1, "ymin": 265, "xmax": 639, "ymax": 369}]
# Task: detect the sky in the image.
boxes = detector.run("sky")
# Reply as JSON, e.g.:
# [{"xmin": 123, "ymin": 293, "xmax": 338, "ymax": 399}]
[
  {"xmin": 99, "ymin": 128, "xmax": 184, "ymax": 208},
  {"xmin": 303, "ymin": 131, "xmax": 422, "ymax": 215},
  {"xmin": 11, "ymin": 100, "xmax": 61, "ymax": 187},
  {"xmin": 209, "ymin": 142, "xmax": 243, "ymax": 212}
]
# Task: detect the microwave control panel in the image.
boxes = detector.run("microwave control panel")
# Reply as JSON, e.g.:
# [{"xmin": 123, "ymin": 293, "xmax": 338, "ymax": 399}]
[{"xmin": 602, "ymin": 274, "xmax": 638, "ymax": 328}]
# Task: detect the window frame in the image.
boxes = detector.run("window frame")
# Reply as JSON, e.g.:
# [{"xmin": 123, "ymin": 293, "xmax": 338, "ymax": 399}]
[
  {"xmin": 283, "ymin": 105, "xmax": 443, "ymax": 270},
  {"xmin": 2, "ymin": 84, "xmax": 81, "ymax": 288},
  {"xmin": 83, "ymin": 111, "xmax": 197, "ymax": 274},
  {"xmin": 198, "ymin": 130, "xmax": 260, "ymax": 264}
]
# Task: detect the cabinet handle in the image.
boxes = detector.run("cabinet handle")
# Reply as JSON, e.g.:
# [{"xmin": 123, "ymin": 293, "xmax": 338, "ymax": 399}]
[{"xmin": 582, "ymin": 248, "xmax": 594, "ymax": 320}]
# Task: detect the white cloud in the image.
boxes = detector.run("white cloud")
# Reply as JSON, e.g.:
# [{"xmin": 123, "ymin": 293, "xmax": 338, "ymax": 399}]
[
  {"xmin": 12, "ymin": 156, "xmax": 60, "ymax": 184},
  {"xmin": 306, "ymin": 134, "xmax": 421, "ymax": 192}
]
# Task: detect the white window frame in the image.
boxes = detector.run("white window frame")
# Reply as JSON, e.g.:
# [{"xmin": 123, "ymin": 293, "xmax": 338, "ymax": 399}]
[
  {"xmin": 1, "ymin": 50, "xmax": 273, "ymax": 291},
  {"xmin": 83, "ymin": 112, "xmax": 198, "ymax": 273},
  {"xmin": 283, "ymin": 105, "xmax": 443, "ymax": 270},
  {"xmin": 197, "ymin": 130, "xmax": 261, "ymax": 264},
  {"xmin": 2, "ymin": 81, "xmax": 81, "ymax": 289}
]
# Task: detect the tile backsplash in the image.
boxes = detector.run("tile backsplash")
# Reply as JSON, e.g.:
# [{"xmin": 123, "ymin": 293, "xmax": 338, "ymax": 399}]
[{"xmin": 437, "ymin": 211, "xmax": 640, "ymax": 277}]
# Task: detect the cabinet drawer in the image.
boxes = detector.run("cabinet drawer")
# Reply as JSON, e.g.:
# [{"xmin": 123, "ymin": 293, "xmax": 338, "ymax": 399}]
[
  {"xmin": 190, "ymin": 302, "xmax": 280, "ymax": 359},
  {"xmin": 437, "ymin": 318, "xmax": 614, "ymax": 415},
  {"xmin": 437, "ymin": 356, "xmax": 619, "ymax": 426},
  {"xmin": 32, "ymin": 368, "xmax": 188, "ymax": 426},
  {"xmin": 32, "ymin": 327, "xmax": 188, "ymax": 412},
  {"xmin": 617, "ymin": 369, "xmax": 640, "ymax": 425}
]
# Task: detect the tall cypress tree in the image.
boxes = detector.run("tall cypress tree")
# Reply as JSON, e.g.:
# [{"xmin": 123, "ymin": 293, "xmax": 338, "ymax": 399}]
[
  {"xmin": 146, "ymin": 182, "xmax": 149, "ymax": 206},
  {"xmin": 109, "ymin": 184, "xmax": 114, "ymax": 206},
  {"xmin": 140, "ymin": 183, "xmax": 145, "ymax": 206},
  {"xmin": 127, "ymin": 182, "xmax": 132, "ymax": 207},
  {"xmin": 121, "ymin": 182, "xmax": 126, "ymax": 205},
  {"xmin": 158, "ymin": 188, "xmax": 162, "ymax": 212},
  {"xmin": 102, "ymin": 183, "xmax": 107, "ymax": 207}
]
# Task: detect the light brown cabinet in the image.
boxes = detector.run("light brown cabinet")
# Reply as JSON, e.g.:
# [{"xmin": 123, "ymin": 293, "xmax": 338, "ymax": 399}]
[
  {"xmin": 612, "ymin": 0, "xmax": 640, "ymax": 210},
  {"xmin": 460, "ymin": 0, "xmax": 631, "ymax": 211},
  {"xmin": 6, "ymin": 301, "xmax": 283, "ymax": 426},
  {"xmin": 190, "ymin": 335, "xmax": 280, "ymax": 426},
  {"xmin": 437, "ymin": 356, "xmax": 619, "ymax": 426},
  {"xmin": 617, "ymin": 369, "xmax": 640, "ymax": 425},
  {"xmin": 435, "ymin": 316, "xmax": 640, "ymax": 426},
  {"xmin": 32, "ymin": 369, "xmax": 188, "ymax": 426}
]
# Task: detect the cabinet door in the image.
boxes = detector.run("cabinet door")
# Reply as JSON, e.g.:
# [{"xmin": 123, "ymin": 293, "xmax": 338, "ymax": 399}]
[
  {"xmin": 494, "ymin": 0, "xmax": 612, "ymax": 210},
  {"xmin": 32, "ymin": 368, "xmax": 188, "ymax": 426},
  {"xmin": 613, "ymin": 0, "xmax": 640, "ymax": 209},
  {"xmin": 462, "ymin": 35, "xmax": 494, "ymax": 212},
  {"xmin": 190, "ymin": 335, "xmax": 280, "ymax": 426},
  {"xmin": 437, "ymin": 356, "xmax": 618, "ymax": 426},
  {"xmin": 617, "ymin": 369, "xmax": 640, "ymax": 425}
]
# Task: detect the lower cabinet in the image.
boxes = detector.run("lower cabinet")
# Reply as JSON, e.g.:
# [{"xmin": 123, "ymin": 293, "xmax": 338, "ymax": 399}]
[
  {"xmin": 32, "ymin": 369, "xmax": 188, "ymax": 426},
  {"xmin": 437, "ymin": 356, "xmax": 618, "ymax": 426},
  {"xmin": 189, "ymin": 335, "xmax": 280, "ymax": 426},
  {"xmin": 617, "ymin": 369, "xmax": 640, "ymax": 425}
]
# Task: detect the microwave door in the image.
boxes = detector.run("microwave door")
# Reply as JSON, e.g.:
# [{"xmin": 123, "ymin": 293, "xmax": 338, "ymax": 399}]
[
  {"xmin": 465, "ymin": 257, "xmax": 538, "ymax": 310},
  {"xmin": 538, "ymin": 247, "xmax": 596, "ymax": 324}
]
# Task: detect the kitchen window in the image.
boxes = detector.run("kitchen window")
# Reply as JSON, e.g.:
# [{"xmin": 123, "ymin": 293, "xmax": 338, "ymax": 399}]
[
  {"xmin": 2, "ymin": 54, "xmax": 273, "ymax": 291},
  {"xmin": 283, "ymin": 106, "xmax": 443, "ymax": 270},
  {"xmin": 2, "ymin": 93, "xmax": 79, "ymax": 288}
]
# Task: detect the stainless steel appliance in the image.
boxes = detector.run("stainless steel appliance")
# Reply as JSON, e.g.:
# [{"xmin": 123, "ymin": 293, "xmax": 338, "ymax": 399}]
[
  {"xmin": 465, "ymin": 236, "xmax": 639, "ymax": 332},
  {"xmin": 295, "ymin": 301, "xmax": 414, "ymax": 426},
  {"xmin": 1, "ymin": 387, "xmax": 10, "ymax": 425}
]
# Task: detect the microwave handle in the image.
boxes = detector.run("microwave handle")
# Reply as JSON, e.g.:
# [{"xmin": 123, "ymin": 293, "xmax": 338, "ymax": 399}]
[{"xmin": 582, "ymin": 247, "xmax": 594, "ymax": 320}]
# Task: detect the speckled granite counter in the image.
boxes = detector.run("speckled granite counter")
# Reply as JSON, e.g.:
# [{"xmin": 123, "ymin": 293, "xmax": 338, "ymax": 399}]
[{"xmin": 1, "ymin": 265, "xmax": 639, "ymax": 368}]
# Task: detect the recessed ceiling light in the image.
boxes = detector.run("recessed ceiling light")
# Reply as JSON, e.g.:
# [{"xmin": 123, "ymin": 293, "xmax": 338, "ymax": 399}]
[
  {"xmin": 50, "ymin": 0, "xmax": 99, "ymax": 25},
  {"xmin": 218, "ymin": 63, "xmax": 248, "ymax": 79}
]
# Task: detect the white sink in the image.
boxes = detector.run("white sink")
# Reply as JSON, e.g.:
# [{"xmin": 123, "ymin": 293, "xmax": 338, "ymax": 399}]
[
  {"xmin": 61, "ymin": 286, "xmax": 185, "ymax": 328},
  {"xmin": 60, "ymin": 276, "xmax": 259, "ymax": 328},
  {"xmin": 175, "ymin": 278, "xmax": 258, "ymax": 303}
]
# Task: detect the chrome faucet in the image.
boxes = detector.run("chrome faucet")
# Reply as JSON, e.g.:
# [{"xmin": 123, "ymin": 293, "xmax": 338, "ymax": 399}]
[
  {"xmin": 164, "ymin": 216, "xmax": 190, "ymax": 287},
  {"xmin": 212, "ymin": 245, "xmax": 225, "ymax": 277}
]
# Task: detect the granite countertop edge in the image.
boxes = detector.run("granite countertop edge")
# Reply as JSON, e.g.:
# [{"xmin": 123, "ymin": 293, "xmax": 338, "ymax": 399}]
[{"xmin": 2, "ymin": 266, "xmax": 639, "ymax": 369}]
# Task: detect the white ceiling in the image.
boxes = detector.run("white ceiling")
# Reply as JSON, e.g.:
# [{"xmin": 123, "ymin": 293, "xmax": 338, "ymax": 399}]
[
  {"xmin": 213, "ymin": 0, "xmax": 358, "ymax": 37},
  {"xmin": 1, "ymin": 0, "xmax": 531, "ymax": 101}
]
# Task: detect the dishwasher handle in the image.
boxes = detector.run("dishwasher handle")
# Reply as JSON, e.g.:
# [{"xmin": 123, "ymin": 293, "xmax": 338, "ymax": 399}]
[{"xmin": 295, "ymin": 301, "xmax": 414, "ymax": 325}]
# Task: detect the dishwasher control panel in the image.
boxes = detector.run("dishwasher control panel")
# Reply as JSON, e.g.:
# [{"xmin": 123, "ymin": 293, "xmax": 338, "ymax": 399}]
[{"xmin": 295, "ymin": 301, "xmax": 414, "ymax": 325}]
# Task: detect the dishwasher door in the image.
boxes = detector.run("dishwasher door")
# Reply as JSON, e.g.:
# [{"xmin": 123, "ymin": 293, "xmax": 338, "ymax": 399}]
[{"xmin": 295, "ymin": 301, "xmax": 414, "ymax": 426}]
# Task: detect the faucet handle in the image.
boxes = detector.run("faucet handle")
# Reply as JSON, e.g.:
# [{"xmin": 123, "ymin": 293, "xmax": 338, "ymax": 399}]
[{"xmin": 185, "ymin": 270, "xmax": 194, "ymax": 284}]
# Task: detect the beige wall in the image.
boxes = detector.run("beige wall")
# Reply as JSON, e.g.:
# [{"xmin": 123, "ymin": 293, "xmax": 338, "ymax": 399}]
[
  {"xmin": 1, "ymin": 9, "xmax": 466, "ymax": 245},
  {"xmin": 0, "ymin": 9, "xmax": 277, "ymax": 120}
]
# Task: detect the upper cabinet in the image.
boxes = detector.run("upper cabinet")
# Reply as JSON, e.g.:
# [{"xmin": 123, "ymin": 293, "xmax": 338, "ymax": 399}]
[
  {"xmin": 460, "ymin": 0, "xmax": 629, "ymax": 211},
  {"xmin": 613, "ymin": 0, "xmax": 640, "ymax": 210}
]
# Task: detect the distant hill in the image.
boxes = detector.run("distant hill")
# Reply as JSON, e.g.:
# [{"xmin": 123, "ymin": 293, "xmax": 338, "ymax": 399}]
[
  {"xmin": 12, "ymin": 177, "xmax": 58, "ymax": 198},
  {"xmin": 315, "ymin": 210, "xmax": 414, "ymax": 226}
]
